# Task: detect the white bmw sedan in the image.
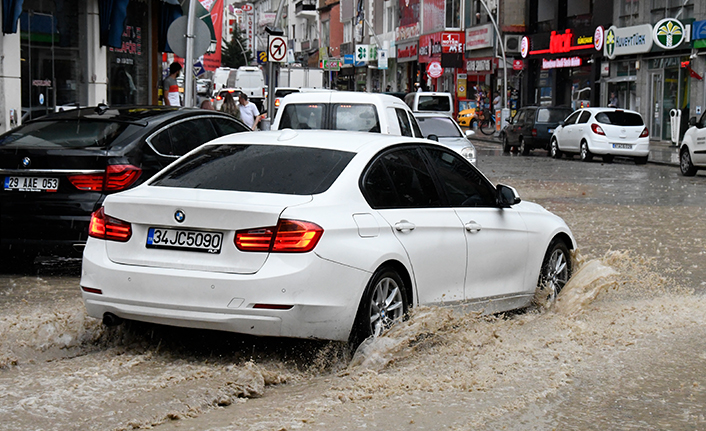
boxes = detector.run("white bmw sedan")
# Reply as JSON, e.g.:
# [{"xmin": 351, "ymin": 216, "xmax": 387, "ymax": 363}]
[
  {"xmin": 81, "ymin": 130, "xmax": 576, "ymax": 343},
  {"xmin": 550, "ymin": 107, "xmax": 650, "ymax": 164}
]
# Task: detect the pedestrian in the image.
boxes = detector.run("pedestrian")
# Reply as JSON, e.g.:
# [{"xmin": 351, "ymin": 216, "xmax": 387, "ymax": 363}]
[
  {"xmin": 493, "ymin": 94, "xmax": 502, "ymax": 111},
  {"xmin": 386, "ymin": 85, "xmax": 391, "ymax": 92},
  {"xmin": 163, "ymin": 62, "xmax": 182, "ymax": 107},
  {"xmin": 238, "ymin": 92, "xmax": 262, "ymax": 130},
  {"xmin": 220, "ymin": 92, "xmax": 241, "ymax": 120},
  {"xmin": 608, "ymin": 92, "xmax": 619, "ymax": 108},
  {"xmin": 200, "ymin": 99, "xmax": 215, "ymax": 110}
]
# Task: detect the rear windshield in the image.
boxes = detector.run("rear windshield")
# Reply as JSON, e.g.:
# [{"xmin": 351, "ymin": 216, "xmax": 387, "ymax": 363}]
[
  {"xmin": 537, "ymin": 108, "xmax": 573, "ymax": 123},
  {"xmin": 595, "ymin": 111, "xmax": 644, "ymax": 126},
  {"xmin": 279, "ymin": 103, "xmax": 326, "ymax": 129},
  {"xmin": 151, "ymin": 144, "xmax": 354, "ymax": 195},
  {"xmin": 417, "ymin": 96, "xmax": 451, "ymax": 112},
  {"xmin": 279, "ymin": 103, "xmax": 380, "ymax": 133},
  {"xmin": 416, "ymin": 116, "xmax": 462, "ymax": 137},
  {"xmin": 332, "ymin": 103, "xmax": 380, "ymax": 132},
  {"xmin": 275, "ymin": 89, "xmax": 299, "ymax": 98},
  {"xmin": 0, "ymin": 120, "xmax": 128, "ymax": 149}
]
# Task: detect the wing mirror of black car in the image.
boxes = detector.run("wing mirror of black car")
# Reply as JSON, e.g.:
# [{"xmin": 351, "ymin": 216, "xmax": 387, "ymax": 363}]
[
  {"xmin": 689, "ymin": 116, "xmax": 697, "ymax": 127},
  {"xmin": 496, "ymin": 184, "xmax": 521, "ymax": 207},
  {"xmin": 427, "ymin": 134, "xmax": 439, "ymax": 142},
  {"xmin": 94, "ymin": 103, "xmax": 109, "ymax": 115}
]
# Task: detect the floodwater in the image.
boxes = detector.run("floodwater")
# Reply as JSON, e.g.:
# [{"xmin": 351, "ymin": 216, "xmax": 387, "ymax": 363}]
[{"xmin": 1, "ymin": 152, "xmax": 705, "ymax": 430}]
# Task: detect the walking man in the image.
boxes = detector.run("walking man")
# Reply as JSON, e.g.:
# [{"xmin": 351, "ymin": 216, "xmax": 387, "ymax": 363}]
[
  {"xmin": 238, "ymin": 92, "xmax": 262, "ymax": 130},
  {"xmin": 164, "ymin": 62, "xmax": 182, "ymax": 106}
]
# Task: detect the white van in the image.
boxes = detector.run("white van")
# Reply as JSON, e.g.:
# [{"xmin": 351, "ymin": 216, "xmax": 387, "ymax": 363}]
[
  {"xmin": 230, "ymin": 66, "xmax": 266, "ymax": 111},
  {"xmin": 211, "ymin": 67, "xmax": 234, "ymax": 97},
  {"xmin": 272, "ymin": 91, "xmax": 425, "ymax": 138},
  {"xmin": 404, "ymin": 92, "xmax": 455, "ymax": 117}
]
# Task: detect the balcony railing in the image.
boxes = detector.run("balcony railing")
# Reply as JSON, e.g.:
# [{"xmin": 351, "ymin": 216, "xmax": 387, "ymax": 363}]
[{"xmin": 295, "ymin": 0, "xmax": 316, "ymax": 13}]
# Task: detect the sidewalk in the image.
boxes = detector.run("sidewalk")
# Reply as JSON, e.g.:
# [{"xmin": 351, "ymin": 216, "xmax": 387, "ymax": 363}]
[{"xmin": 470, "ymin": 132, "xmax": 680, "ymax": 166}]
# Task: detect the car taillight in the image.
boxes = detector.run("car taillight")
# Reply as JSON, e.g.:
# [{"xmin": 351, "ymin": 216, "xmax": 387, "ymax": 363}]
[
  {"xmin": 262, "ymin": 88, "xmax": 266, "ymax": 97},
  {"xmin": 235, "ymin": 220, "xmax": 323, "ymax": 253},
  {"xmin": 591, "ymin": 124, "xmax": 606, "ymax": 136},
  {"xmin": 68, "ymin": 164, "xmax": 141, "ymax": 192},
  {"xmin": 532, "ymin": 128, "xmax": 537, "ymax": 137},
  {"xmin": 88, "ymin": 207, "xmax": 132, "ymax": 242},
  {"xmin": 275, "ymin": 98, "xmax": 281, "ymax": 107},
  {"xmin": 639, "ymin": 127, "xmax": 649, "ymax": 138}
]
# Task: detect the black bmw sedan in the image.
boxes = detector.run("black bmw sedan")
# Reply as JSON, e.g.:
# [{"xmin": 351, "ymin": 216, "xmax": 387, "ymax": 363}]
[{"xmin": 0, "ymin": 105, "xmax": 249, "ymax": 269}]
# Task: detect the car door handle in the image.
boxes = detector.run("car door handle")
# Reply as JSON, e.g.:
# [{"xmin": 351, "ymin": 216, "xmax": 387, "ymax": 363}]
[
  {"xmin": 394, "ymin": 221, "xmax": 416, "ymax": 232},
  {"xmin": 465, "ymin": 221, "xmax": 482, "ymax": 233}
]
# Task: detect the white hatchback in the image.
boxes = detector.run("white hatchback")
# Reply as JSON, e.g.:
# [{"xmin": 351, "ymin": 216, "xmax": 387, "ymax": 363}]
[
  {"xmin": 550, "ymin": 108, "xmax": 650, "ymax": 164},
  {"xmin": 80, "ymin": 130, "xmax": 576, "ymax": 343},
  {"xmin": 679, "ymin": 113, "xmax": 706, "ymax": 176}
]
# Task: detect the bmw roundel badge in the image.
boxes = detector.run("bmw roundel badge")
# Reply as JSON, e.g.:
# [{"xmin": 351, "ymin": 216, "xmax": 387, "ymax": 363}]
[
  {"xmin": 22, "ymin": 157, "xmax": 31, "ymax": 168},
  {"xmin": 174, "ymin": 210, "xmax": 186, "ymax": 223}
]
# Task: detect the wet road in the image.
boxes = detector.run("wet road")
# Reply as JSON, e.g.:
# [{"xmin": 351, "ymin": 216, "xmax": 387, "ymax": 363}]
[{"xmin": 1, "ymin": 143, "xmax": 705, "ymax": 430}]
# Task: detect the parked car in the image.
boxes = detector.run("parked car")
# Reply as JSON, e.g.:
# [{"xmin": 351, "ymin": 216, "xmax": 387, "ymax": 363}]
[
  {"xmin": 501, "ymin": 106, "xmax": 574, "ymax": 155},
  {"xmin": 457, "ymin": 108, "xmax": 478, "ymax": 128},
  {"xmin": 680, "ymin": 112, "xmax": 706, "ymax": 176},
  {"xmin": 404, "ymin": 92, "xmax": 455, "ymax": 118},
  {"xmin": 550, "ymin": 108, "xmax": 649, "ymax": 164},
  {"xmin": 196, "ymin": 79, "xmax": 211, "ymax": 95},
  {"xmin": 0, "ymin": 105, "xmax": 250, "ymax": 267},
  {"xmin": 80, "ymin": 130, "xmax": 576, "ymax": 343},
  {"xmin": 413, "ymin": 112, "xmax": 477, "ymax": 165},
  {"xmin": 272, "ymin": 91, "xmax": 425, "ymax": 138}
]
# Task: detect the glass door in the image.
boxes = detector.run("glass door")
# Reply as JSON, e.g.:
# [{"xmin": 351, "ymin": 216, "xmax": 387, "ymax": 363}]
[{"xmin": 650, "ymin": 72, "xmax": 663, "ymax": 139}]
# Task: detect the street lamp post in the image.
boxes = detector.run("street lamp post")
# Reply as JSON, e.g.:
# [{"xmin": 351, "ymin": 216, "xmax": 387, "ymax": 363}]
[{"xmin": 478, "ymin": 0, "xmax": 510, "ymax": 129}]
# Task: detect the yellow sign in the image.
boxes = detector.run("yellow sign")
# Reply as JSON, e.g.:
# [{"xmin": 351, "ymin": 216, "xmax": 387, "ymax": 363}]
[{"xmin": 259, "ymin": 51, "xmax": 268, "ymax": 63}]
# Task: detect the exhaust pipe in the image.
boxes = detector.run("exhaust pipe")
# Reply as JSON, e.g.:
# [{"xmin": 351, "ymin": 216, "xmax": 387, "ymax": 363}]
[{"xmin": 102, "ymin": 313, "xmax": 123, "ymax": 327}]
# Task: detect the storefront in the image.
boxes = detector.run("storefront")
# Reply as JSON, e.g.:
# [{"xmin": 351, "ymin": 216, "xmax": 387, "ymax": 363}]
[
  {"xmin": 463, "ymin": 24, "xmax": 495, "ymax": 115},
  {"xmin": 418, "ymin": 31, "xmax": 464, "ymax": 95},
  {"xmin": 396, "ymin": 40, "xmax": 419, "ymax": 93},
  {"xmin": 107, "ymin": 0, "xmax": 149, "ymax": 106}
]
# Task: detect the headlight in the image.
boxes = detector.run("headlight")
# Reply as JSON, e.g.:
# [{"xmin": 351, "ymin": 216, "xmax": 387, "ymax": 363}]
[{"xmin": 460, "ymin": 145, "xmax": 477, "ymax": 165}]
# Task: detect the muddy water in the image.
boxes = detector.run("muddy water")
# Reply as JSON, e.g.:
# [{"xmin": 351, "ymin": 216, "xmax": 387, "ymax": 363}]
[{"xmin": 1, "ymin": 160, "xmax": 705, "ymax": 430}]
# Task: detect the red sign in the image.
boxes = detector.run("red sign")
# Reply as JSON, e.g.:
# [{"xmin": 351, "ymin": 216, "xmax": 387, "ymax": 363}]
[
  {"xmin": 513, "ymin": 60, "xmax": 524, "ymax": 71},
  {"xmin": 441, "ymin": 32, "xmax": 464, "ymax": 53},
  {"xmin": 527, "ymin": 28, "xmax": 595, "ymax": 57},
  {"xmin": 241, "ymin": 4, "xmax": 253, "ymax": 11},
  {"xmin": 427, "ymin": 61, "xmax": 443, "ymax": 78}
]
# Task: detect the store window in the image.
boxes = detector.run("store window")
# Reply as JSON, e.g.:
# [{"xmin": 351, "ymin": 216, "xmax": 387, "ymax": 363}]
[
  {"xmin": 650, "ymin": 0, "xmax": 693, "ymax": 21},
  {"xmin": 107, "ymin": 0, "xmax": 148, "ymax": 106},
  {"xmin": 620, "ymin": 0, "xmax": 640, "ymax": 26},
  {"xmin": 649, "ymin": 57, "xmax": 690, "ymax": 141},
  {"xmin": 20, "ymin": 0, "xmax": 81, "ymax": 118},
  {"xmin": 446, "ymin": 0, "xmax": 460, "ymax": 28},
  {"xmin": 465, "ymin": 0, "xmax": 490, "ymax": 28}
]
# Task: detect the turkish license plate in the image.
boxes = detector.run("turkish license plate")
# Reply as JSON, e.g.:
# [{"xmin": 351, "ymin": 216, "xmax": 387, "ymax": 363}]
[
  {"xmin": 4, "ymin": 176, "xmax": 59, "ymax": 192},
  {"xmin": 612, "ymin": 143, "xmax": 633, "ymax": 149},
  {"xmin": 146, "ymin": 227, "xmax": 223, "ymax": 254}
]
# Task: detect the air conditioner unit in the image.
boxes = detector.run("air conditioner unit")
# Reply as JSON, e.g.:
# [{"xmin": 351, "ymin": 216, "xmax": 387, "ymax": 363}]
[{"xmin": 504, "ymin": 35, "xmax": 521, "ymax": 54}]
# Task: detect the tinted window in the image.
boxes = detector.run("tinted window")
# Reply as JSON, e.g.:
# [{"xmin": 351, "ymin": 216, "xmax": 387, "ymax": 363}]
[
  {"xmin": 417, "ymin": 96, "xmax": 451, "ymax": 112},
  {"xmin": 564, "ymin": 111, "xmax": 581, "ymax": 125},
  {"xmin": 0, "ymin": 120, "xmax": 128, "ymax": 149},
  {"xmin": 424, "ymin": 147, "xmax": 496, "ymax": 207},
  {"xmin": 410, "ymin": 114, "xmax": 424, "ymax": 138},
  {"xmin": 578, "ymin": 111, "xmax": 592, "ymax": 124},
  {"xmin": 417, "ymin": 116, "xmax": 462, "ymax": 138},
  {"xmin": 363, "ymin": 147, "xmax": 441, "ymax": 208},
  {"xmin": 515, "ymin": 110, "xmax": 527, "ymax": 123},
  {"xmin": 152, "ymin": 144, "xmax": 354, "ymax": 195},
  {"xmin": 595, "ymin": 111, "xmax": 644, "ymax": 126},
  {"xmin": 169, "ymin": 119, "xmax": 219, "ymax": 156},
  {"xmin": 537, "ymin": 108, "xmax": 573, "ymax": 123},
  {"xmin": 149, "ymin": 130, "xmax": 173, "ymax": 155},
  {"xmin": 396, "ymin": 108, "xmax": 413, "ymax": 137},
  {"xmin": 275, "ymin": 89, "xmax": 299, "ymax": 98},
  {"xmin": 212, "ymin": 117, "xmax": 249, "ymax": 135},
  {"xmin": 332, "ymin": 103, "xmax": 380, "ymax": 132},
  {"xmin": 279, "ymin": 103, "xmax": 326, "ymax": 129}
]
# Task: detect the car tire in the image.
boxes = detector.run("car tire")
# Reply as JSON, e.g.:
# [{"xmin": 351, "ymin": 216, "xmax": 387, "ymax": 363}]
[
  {"xmin": 502, "ymin": 134, "xmax": 511, "ymax": 152},
  {"xmin": 680, "ymin": 148, "xmax": 697, "ymax": 176},
  {"xmin": 533, "ymin": 239, "xmax": 572, "ymax": 308},
  {"xmin": 520, "ymin": 138, "xmax": 530, "ymax": 156},
  {"xmin": 580, "ymin": 141, "xmax": 593, "ymax": 162},
  {"xmin": 550, "ymin": 139, "xmax": 562, "ymax": 159},
  {"xmin": 602, "ymin": 154, "xmax": 614, "ymax": 163},
  {"xmin": 350, "ymin": 266, "xmax": 408, "ymax": 346},
  {"xmin": 634, "ymin": 156, "xmax": 648, "ymax": 165},
  {"xmin": 471, "ymin": 119, "xmax": 478, "ymax": 129}
]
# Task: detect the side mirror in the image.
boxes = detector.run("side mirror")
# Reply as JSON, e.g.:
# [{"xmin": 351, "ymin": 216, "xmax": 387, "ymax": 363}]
[
  {"xmin": 558, "ymin": 120, "xmax": 565, "ymax": 127},
  {"xmin": 427, "ymin": 134, "xmax": 439, "ymax": 142},
  {"xmin": 465, "ymin": 129, "xmax": 475, "ymax": 138},
  {"xmin": 689, "ymin": 116, "xmax": 697, "ymax": 127},
  {"xmin": 496, "ymin": 184, "xmax": 521, "ymax": 207}
]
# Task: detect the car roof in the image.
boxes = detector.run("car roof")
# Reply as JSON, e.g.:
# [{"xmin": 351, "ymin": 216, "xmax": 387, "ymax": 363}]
[
  {"xmin": 20, "ymin": 105, "xmax": 235, "ymax": 126},
  {"xmin": 412, "ymin": 112, "xmax": 457, "ymax": 119},
  {"xmin": 280, "ymin": 91, "xmax": 408, "ymax": 106},
  {"xmin": 577, "ymin": 107, "xmax": 642, "ymax": 115}
]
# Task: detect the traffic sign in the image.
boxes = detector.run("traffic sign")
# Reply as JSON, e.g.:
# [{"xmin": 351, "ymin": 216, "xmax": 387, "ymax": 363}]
[
  {"xmin": 193, "ymin": 61, "xmax": 206, "ymax": 77},
  {"xmin": 269, "ymin": 36, "xmax": 287, "ymax": 62}
]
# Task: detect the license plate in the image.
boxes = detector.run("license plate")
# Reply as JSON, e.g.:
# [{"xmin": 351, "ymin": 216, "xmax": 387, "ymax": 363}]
[
  {"xmin": 146, "ymin": 227, "xmax": 223, "ymax": 254},
  {"xmin": 612, "ymin": 143, "xmax": 633, "ymax": 149},
  {"xmin": 4, "ymin": 176, "xmax": 59, "ymax": 192}
]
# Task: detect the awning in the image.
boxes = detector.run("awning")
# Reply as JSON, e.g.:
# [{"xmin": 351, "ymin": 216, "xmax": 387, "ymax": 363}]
[{"xmin": 2, "ymin": 0, "xmax": 24, "ymax": 34}]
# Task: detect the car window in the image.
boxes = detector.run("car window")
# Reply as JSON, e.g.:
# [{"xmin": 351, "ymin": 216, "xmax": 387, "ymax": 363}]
[
  {"xmin": 168, "ymin": 119, "xmax": 219, "ymax": 156},
  {"xmin": 417, "ymin": 116, "xmax": 462, "ymax": 138},
  {"xmin": 149, "ymin": 129, "xmax": 173, "ymax": 155},
  {"xmin": 396, "ymin": 108, "xmax": 413, "ymax": 137},
  {"xmin": 537, "ymin": 108, "xmax": 573, "ymax": 123},
  {"xmin": 152, "ymin": 144, "xmax": 354, "ymax": 195},
  {"xmin": 332, "ymin": 103, "xmax": 380, "ymax": 132},
  {"xmin": 279, "ymin": 103, "xmax": 326, "ymax": 129},
  {"xmin": 417, "ymin": 96, "xmax": 451, "ymax": 112},
  {"xmin": 362, "ymin": 147, "xmax": 441, "ymax": 208},
  {"xmin": 578, "ymin": 111, "xmax": 592, "ymax": 124},
  {"xmin": 699, "ymin": 112, "xmax": 706, "ymax": 128},
  {"xmin": 410, "ymin": 113, "xmax": 424, "ymax": 138},
  {"xmin": 211, "ymin": 117, "xmax": 249, "ymax": 135},
  {"xmin": 595, "ymin": 111, "xmax": 644, "ymax": 126},
  {"xmin": 564, "ymin": 110, "xmax": 581, "ymax": 125},
  {"xmin": 423, "ymin": 146, "xmax": 496, "ymax": 207},
  {"xmin": 515, "ymin": 110, "xmax": 526, "ymax": 124},
  {"xmin": 0, "ymin": 120, "xmax": 128, "ymax": 149}
]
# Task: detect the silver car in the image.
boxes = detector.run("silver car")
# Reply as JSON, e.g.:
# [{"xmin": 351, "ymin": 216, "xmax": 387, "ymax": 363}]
[{"xmin": 414, "ymin": 112, "xmax": 477, "ymax": 166}]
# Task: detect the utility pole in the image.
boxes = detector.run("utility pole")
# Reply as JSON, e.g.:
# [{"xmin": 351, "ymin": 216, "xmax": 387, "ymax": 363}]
[
  {"xmin": 479, "ymin": 0, "xmax": 509, "ymax": 130},
  {"xmin": 264, "ymin": 0, "xmax": 287, "ymax": 129}
]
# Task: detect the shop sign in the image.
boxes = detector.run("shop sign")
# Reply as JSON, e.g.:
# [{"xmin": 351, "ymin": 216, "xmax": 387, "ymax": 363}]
[
  {"xmin": 601, "ymin": 62, "xmax": 610, "ymax": 76},
  {"xmin": 419, "ymin": 33, "xmax": 443, "ymax": 63},
  {"xmin": 396, "ymin": 23, "xmax": 420, "ymax": 41},
  {"xmin": 604, "ymin": 24, "xmax": 653, "ymax": 60},
  {"xmin": 694, "ymin": 20, "xmax": 706, "ymax": 49},
  {"xmin": 466, "ymin": 58, "xmax": 493, "ymax": 74},
  {"xmin": 465, "ymin": 24, "xmax": 493, "ymax": 51},
  {"xmin": 427, "ymin": 61, "xmax": 443, "ymax": 78},
  {"xmin": 512, "ymin": 60, "xmax": 524, "ymax": 71},
  {"xmin": 594, "ymin": 26, "xmax": 604, "ymax": 51},
  {"xmin": 397, "ymin": 41, "xmax": 418, "ymax": 63},
  {"xmin": 441, "ymin": 32, "xmax": 464, "ymax": 53},
  {"xmin": 542, "ymin": 57, "xmax": 582, "ymax": 69},
  {"xmin": 522, "ymin": 29, "xmax": 594, "ymax": 58},
  {"xmin": 653, "ymin": 18, "xmax": 685, "ymax": 50},
  {"xmin": 398, "ymin": 0, "xmax": 420, "ymax": 41},
  {"xmin": 343, "ymin": 54, "xmax": 354, "ymax": 64}
]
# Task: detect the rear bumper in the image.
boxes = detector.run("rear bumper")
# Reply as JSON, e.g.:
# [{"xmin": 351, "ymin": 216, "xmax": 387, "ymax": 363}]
[
  {"xmin": 80, "ymin": 239, "xmax": 370, "ymax": 341},
  {"xmin": 589, "ymin": 137, "xmax": 650, "ymax": 157}
]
